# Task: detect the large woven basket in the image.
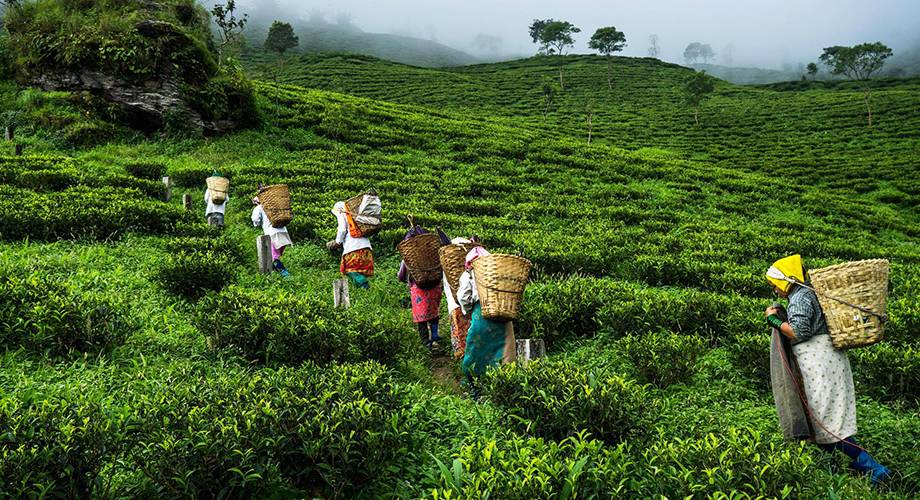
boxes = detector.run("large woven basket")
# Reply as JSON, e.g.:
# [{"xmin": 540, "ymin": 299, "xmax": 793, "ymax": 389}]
[
  {"xmin": 472, "ymin": 254, "xmax": 532, "ymax": 321},
  {"xmin": 346, "ymin": 192, "xmax": 381, "ymax": 237},
  {"xmin": 810, "ymin": 259, "xmax": 889, "ymax": 349},
  {"xmin": 439, "ymin": 243, "xmax": 482, "ymax": 299},
  {"xmin": 260, "ymin": 184, "xmax": 292, "ymax": 228},
  {"xmin": 397, "ymin": 233, "xmax": 444, "ymax": 287},
  {"xmin": 206, "ymin": 176, "xmax": 230, "ymax": 204}
]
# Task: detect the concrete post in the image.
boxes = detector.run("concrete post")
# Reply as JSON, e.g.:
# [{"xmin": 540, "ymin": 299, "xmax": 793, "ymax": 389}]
[
  {"xmin": 333, "ymin": 278, "xmax": 351, "ymax": 309},
  {"xmin": 257, "ymin": 234, "xmax": 273, "ymax": 274}
]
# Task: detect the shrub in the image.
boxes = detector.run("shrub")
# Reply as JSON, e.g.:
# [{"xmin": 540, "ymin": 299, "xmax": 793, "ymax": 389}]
[
  {"xmin": 851, "ymin": 343, "xmax": 920, "ymax": 404},
  {"xmin": 429, "ymin": 432, "xmax": 632, "ymax": 499},
  {"xmin": 0, "ymin": 395, "xmax": 113, "ymax": 497},
  {"xmin": 615, "ymin": 330, "xmax": 707, "ymax": 388},
  {"xmin": 152, "ymin": 251, "xmax": 237, "ymax": 300},
  {"xmin": 194, "ymin": 286, "xmax": 421, "ymax": 367},
  {"xmin": 128, "ymin": 361, "xmax": 412, "ymax": 497},
  {"xmin": 0, "ymin": 274, "xmax": 128, "ymax": 355},
  {"xmin": 125, "ymin": 161, "xmax": 166, "ymax": 180},
  {"xmin": 0, "ymin": 185, "xmax": 190, "ymax": 241},
  {"xmin": 484, "ymin": 359, "xmax": 651, "ymax": 444}
]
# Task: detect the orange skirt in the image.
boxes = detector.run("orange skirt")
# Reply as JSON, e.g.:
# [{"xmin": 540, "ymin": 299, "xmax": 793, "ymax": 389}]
[{"xmin": 341, "ymin": 248, "xmax": 374, "ymax": 276}]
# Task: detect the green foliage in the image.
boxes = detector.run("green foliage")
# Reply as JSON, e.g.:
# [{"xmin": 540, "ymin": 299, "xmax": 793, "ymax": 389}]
[
  {"xmin": 264, "ymin": 21, "xmax": 298, "ymax": 55},
  {"xmin": 195, "ymin": 286, "xmax": 422, "ymax": 367},
  {"xmin": 683, "ymin": 70, "xmax": 716, "ymax": 124},
  {"xmin": 588, "ymin": 26, "xmax": 627, "ymax": 55},
  {"xmin": 152, "ymin": 250, "xmax": 237, "ymax": 300},
  {"xmin": 820, "ymin": 42, "xmax": 894, "ymax": 81},
  {"xmin": 0, "ymin": 273, "xmax": 128, "ymax": 355},
  {"xmin": 529, "ymin": 19, "xmax": 580, "ymax": 56},
  {"xmin": 124, "ymin": 161, "xmax": 166, "ymax": 180},
  {"xmin": 484, "ymin": 359, "xmax": 650, "ymax": 444},
  {"xmin": 615, "ymin": 331, "xmax": 707, "ymax": 388}
]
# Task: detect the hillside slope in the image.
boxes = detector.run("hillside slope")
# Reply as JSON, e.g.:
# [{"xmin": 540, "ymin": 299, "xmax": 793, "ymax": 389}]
[
  {"xmin": 255, "ymin": 54, "xmax": 920, "ymax": 208},
  {"xmin": 1, "ymin": 59, "xmax": 919, "ymax": 496}
]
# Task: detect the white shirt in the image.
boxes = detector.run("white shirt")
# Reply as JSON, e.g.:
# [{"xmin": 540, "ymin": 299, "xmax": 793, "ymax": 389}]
[
  {"xmin": 251, "ymin": 205, "xmax": 289, "ymax": 237},
  {"xmin": 443, "ymin": 275, "xmax": 461, "ymax": 313},
  {"xmin": 335, "ymin": 210, "xmax": 372, "ymax": 255},
  {"xmin": 204, "ymin": 189, "xmax": 227, "ymax": 216},
  {"xmin": 457, "ymin": 270, "xmax": 479, "ymax": 315}
]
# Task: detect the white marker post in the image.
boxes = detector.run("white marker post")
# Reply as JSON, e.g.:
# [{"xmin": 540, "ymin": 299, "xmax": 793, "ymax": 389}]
[
  {"xmin": 333, "ymin": 278, "xmax": 350, "ymax": 309},
  {"xmin": 182, "ymin": 193, "xmax": 192, "ymax": 211},
  {"xmin": 162, "ymin": 176, "xmax": 172, "ymax": 201},
  {"xmin": 516, "ymin": 338, "xmax": 546, "ymax": 365},
  {"xmin": 256, "ymin": 234, "xmax": 273, "ymax": 274}
]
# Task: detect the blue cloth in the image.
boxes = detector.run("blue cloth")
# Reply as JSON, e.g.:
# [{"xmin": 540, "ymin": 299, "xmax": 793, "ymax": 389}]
[
  {"xmin": 347, "ymin": 272, "xmax": 370, "ymax": 289},
  {"xmin": 787, "ymin": 285, "xmax": 829, "ymax": 342},
  {"xmin": 461, "ymin": 303, "xmax": 509, "ymax": 377}
]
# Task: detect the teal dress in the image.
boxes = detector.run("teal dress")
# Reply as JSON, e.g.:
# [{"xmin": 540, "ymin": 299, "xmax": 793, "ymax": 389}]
[{"xmin": 461, "ymin": 303, "xmax": 509, "ymax": 376}]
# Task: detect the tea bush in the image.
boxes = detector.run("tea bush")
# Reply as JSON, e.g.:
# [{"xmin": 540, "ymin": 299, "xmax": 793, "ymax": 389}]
[
  {"xmin": 126, "ymin": 361, "xmax": 413, "ymax": 497},
  {"xmin": 0, "ymin": 274, "xmax": 128, "ymax": 355},
  {"xmin": 195, "ymin": 286, "xmax": 421, "ymax": 367},
  {"xmin": 0, "ymin": 185, "xmax": 190, "ymax": 241},
  {"xmin": 0, "ymin": 394, "xmax": 114, "ymax": 498},
  {"xmin": 152, "ymin": 250, "xmax": 237, "ymax": 300},
  {"xmin": 484, "ymin": 359, "xmax": 651, "ymax": 444},
  {"xmin": 125, "ymin": 161, "xmax": 166, "ymax": 180},
  {"xmin": 615, "ymin": 330, "xmax": 707, "ymax": 388}
]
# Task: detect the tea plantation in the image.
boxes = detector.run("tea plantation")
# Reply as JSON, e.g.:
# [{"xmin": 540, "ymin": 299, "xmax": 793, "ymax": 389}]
[{"xmin": 1, "ymin": 52, "xmax": 919, "ymax": 497}]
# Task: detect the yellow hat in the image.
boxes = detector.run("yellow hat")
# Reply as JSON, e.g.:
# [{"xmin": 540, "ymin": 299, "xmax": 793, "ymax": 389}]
[{"xmin": 766, "ymin": 254, "xmax": 805, "ymax": 293}]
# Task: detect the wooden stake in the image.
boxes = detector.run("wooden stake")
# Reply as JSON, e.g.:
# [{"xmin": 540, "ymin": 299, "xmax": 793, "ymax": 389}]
[
  {"xmin": 516, "ymin": 339, "xmax": 546, "ymax": 365},
  {"xmin": 333, "ymin": 278, "xmax": 350, "ymax": 309},
  {"xmin": 14, "ymin": 144, "xmax": 23, "ymax": 156},
  {"xmin": 182, "ymin": 193, "xmax": 192, "ymax": 211},
  {"xmin": 256, "ymin": 234, "xmax": 273, "ymax": 274},
  {"xmin": 162, "ymin": 176, "xmax": 172, "ymax": 201}
]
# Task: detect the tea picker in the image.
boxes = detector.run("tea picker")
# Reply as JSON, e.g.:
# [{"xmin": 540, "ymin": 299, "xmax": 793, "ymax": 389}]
[
  {"xmin": 251, "ymin": 184, "xmax": 293, "ymax": 278},
  {"xmin": 397, "ymin": 215, "xmax": 446, "ymax": 350},
  {"xmin": 328, "ymin": 190, "xmax": 378, "ymax": 290},
  {"xmin": 764, "ymin": 255, "xmax": 891, "ymax": 486},
  {"xmin": 204, "ymin": 170, "xmax": 229, "ymax": 227}
]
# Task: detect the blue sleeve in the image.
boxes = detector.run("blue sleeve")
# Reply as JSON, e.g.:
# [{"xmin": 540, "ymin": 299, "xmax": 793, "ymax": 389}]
[{"xmin": 786, "ymin": 294, "xmax": 814, "ymax": 341}]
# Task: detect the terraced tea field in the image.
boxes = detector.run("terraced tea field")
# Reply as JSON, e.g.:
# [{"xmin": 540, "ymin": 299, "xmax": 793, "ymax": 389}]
[{"xmin": 2, "ymin": 54, "xmax": 919, "ymax": 497}]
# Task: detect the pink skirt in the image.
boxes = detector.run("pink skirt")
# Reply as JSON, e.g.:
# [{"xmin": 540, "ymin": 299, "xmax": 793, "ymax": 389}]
[{"xmin": 410, "ymin": 283, "xmax": 442, "ymax": 323}]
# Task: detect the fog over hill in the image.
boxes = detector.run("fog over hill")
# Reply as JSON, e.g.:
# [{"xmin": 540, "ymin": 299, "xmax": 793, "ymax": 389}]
[{"xmin": 223, "ymin": 0, "xmax": 920, "ymax": 74}]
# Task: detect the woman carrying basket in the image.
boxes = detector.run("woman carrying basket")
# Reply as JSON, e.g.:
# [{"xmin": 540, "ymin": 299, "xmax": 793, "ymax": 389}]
[
  {"xmin": 251, "ymin": 195, "xmax": 292, "ymax": 278},
  {"xmin": 397, "ymin": 224, "xmax": 444, "ymax": 349},
  {"xmin": 764, "ymin": 254, "xmax": 890, "ymax": 486},
  {"xmin": 204, "ymin": 171, "xmax": 228, "ymax": 227},
  {"xmin": 456, "ymin": 247, "xmax": 516, "ymax": 399},
  {"xmin": 329, "ymin": 201, "xmax": 373, "ymax": 289}
]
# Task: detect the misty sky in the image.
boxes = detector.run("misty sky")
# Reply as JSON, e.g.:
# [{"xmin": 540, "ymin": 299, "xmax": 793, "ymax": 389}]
[{"xmin": 237, "ymin": 0, "xmax": 920, "ymax": 68}]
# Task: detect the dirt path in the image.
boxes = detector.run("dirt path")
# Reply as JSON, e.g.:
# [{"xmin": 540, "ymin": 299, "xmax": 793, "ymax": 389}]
[{"xmin": 430, "ymin": 345, "xmax": 462, "ymax": 394}]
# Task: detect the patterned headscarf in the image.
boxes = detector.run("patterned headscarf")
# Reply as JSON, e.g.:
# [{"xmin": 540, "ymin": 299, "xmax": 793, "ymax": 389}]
[{"xmin": 465, "ymin": 246, "xmax": 491, "ymax": 270}]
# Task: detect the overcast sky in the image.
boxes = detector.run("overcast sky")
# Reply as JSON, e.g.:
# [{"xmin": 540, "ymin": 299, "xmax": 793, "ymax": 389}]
[{"xmin": 236, "ymin": 0, "xmax": 920, "ymax": 68}]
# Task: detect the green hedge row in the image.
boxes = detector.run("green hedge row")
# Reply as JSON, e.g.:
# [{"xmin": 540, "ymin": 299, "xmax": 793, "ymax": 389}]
[
  {"xmin": 0, "ymin": 185, "xmax": 190, "ymax": 241},
  {"xmin": 195, "ymin": 286, "xmax": 423, "ymax": 367},
  {"xmin": 0, "ymin": 273, "xmax": 127, "ymax": 355}
]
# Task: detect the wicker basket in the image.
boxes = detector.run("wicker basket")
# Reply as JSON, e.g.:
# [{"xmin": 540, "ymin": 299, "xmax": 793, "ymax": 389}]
[
  {"xmin": 206, "ymin": 176, "xmax": 230, "ymax": 204},
  {"xmin": 346, "ymin": 192, "xmax": 381, "ymax": 237},
  {"xmin": 810, "ymin": 259, "xmax": 889, "ymax": 349},
  {"xmin": 472, "ymin": 254, "xmax": 532, "ymax": 321},
  {"xmin": 397, "ymin": 233, "xmax": 444, "ymax": 287},
  {"xmin": 439, "ymin": 243, "xmax": 481, "ymax": 299},
  {"xmin": 260, "ymin": 184, "xmax": 292, "ymax": 228}
]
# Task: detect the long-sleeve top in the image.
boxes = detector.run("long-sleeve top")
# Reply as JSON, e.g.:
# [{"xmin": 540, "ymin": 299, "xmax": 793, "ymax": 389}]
[
  {"xmin": 251, "ymin": 205, "xmax": 289, "ymax": 237},
  {"xmin": 457, "ymin": 270, "xmax": 479, "ymax": 316},
  {"xmin": 443, "ymin": 274, "xmax": 461, "ymax": 313},
  {"xmin": 204, "ymin": 189, "xmax": 227, "ymax": 217},
  {"xmin": 335, "ymin": 209, "xmax": 371, "ymax": 255},
  {"xmin": 787, "ymin": 285, "xmax": 829, "ymax": 342}
]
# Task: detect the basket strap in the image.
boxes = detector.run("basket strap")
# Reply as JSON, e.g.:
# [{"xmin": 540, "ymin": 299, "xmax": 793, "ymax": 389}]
[{"xmin": 788, "ymin": 278, "xmax": 888, "ymax": 323}]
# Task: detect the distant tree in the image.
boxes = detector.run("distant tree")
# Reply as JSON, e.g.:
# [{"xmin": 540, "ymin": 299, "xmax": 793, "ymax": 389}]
[
  {"xmin": 471, "ymin": 34, "xmax": 503, "ymax": 55},
  {"xmin": 588, "ymin": 26, "xmax": 627, "ymax": 90},
  {"xmin": 647, "ymin": 34, "xmax": 660, "ymax": 58},
  {"xmin": 699, "ymin": 44, "xmax": 715, "ymax": 64},
  {"xmin": 210, "ymin": 1, "xmax": 248, "ymax": 68},
  {"xmin": 335, "ymin": 12, "xmax": 356, "ymax": 29},
  {"xmin": 683, "ymin": 42, "xmax": 701, "ymax": 64},
  {"xmin": 806, "ymin": 62, "xmax": 818, "ymax": 80},
  {"xmin": 541, "ymin": 77, "xmax": 559, "ymax": 120},
  {"xmin": 308, "ymin": 9, "xmax": 326, "ymax": 25},
  {"xmin": 529, "ymin": 19, "xmax": 581, "ymax": 89},
  {"xmin": 265, "ymin": 21, "xmax": 299, "ymax": 55},
  {"xmin": 683, "ymin": 70, "xmax": 715, "ymax": 125},
  {"xmin": 820, "ymin": 42, "xmax": 893, "ymax": 127}
]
